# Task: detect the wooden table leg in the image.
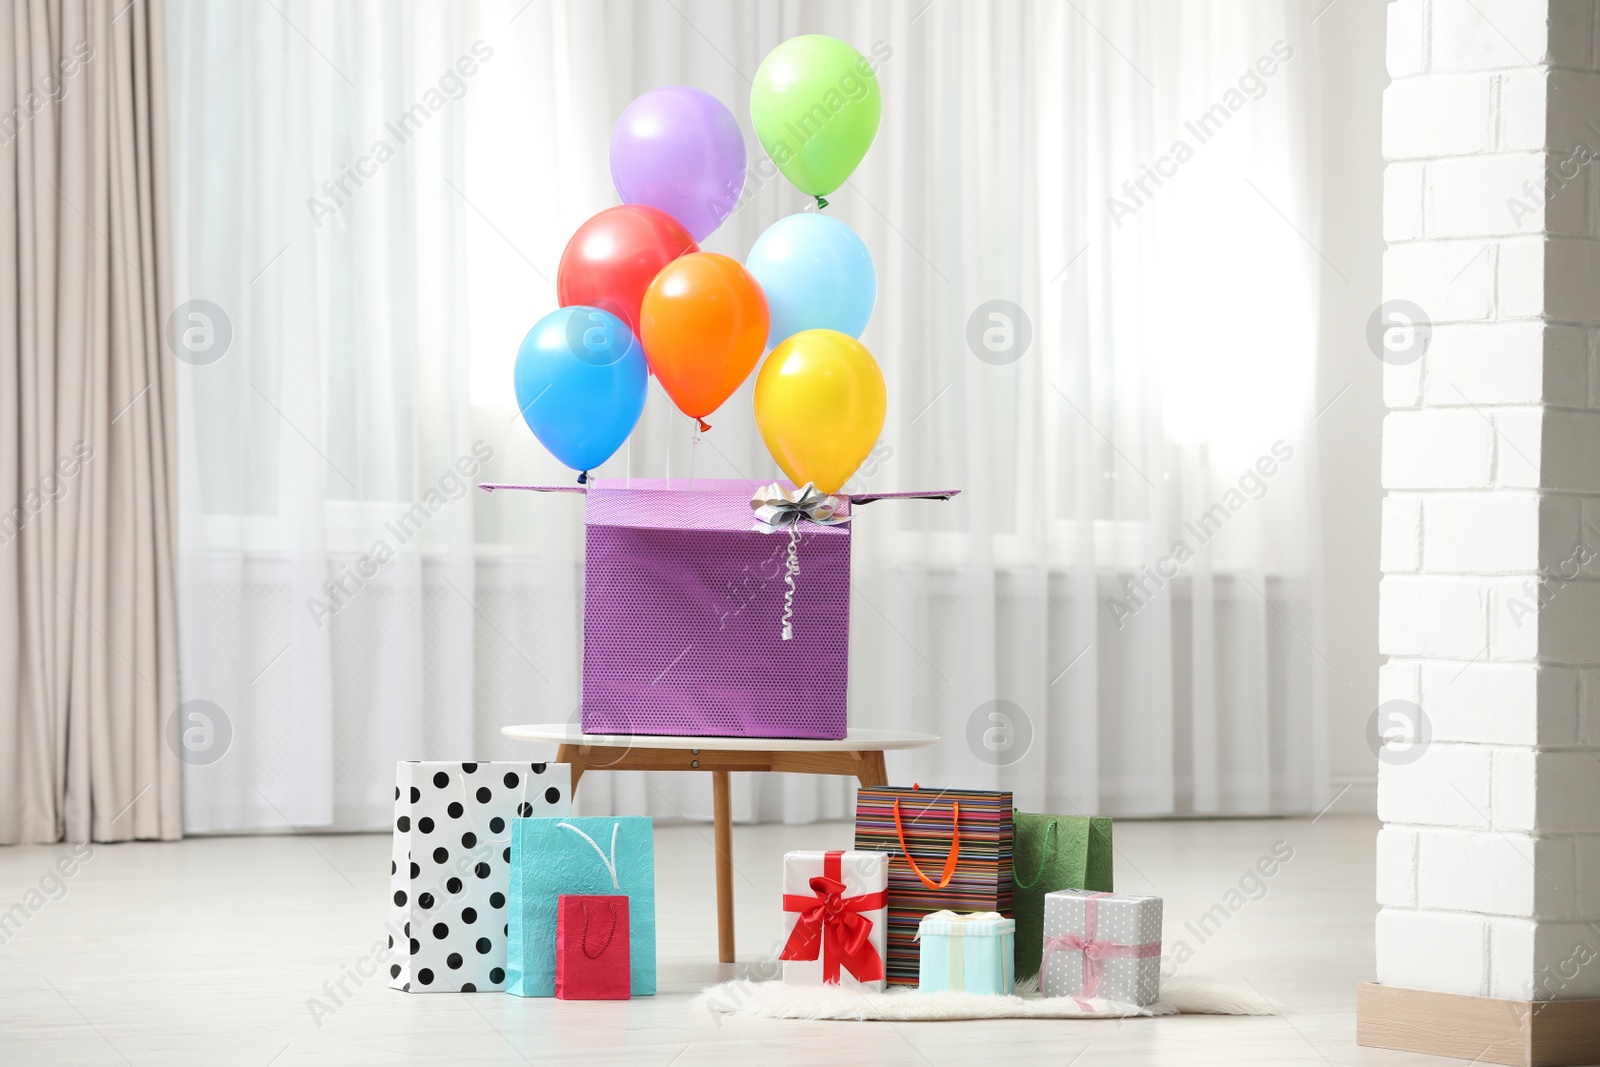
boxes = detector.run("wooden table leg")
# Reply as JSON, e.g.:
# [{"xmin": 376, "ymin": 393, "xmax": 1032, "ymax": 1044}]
[
  {"xmin": 555, "ymin": 744, "xmax": 584, "ymax": 793},
  {"xmin": 712, "ymin": 768, "xmax": 734, "ymax": 964},
  {"xmin": 855, "ymin": 750, "xmax": 888, "ymax": 787},
  {"xmin": 545, "ymin": 744, "xmax": 901, "ymax": 965}
]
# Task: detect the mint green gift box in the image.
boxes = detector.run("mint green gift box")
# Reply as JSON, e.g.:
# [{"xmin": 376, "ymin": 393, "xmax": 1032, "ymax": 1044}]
[{"xmin": 915, "ymin": 911, "xmax": 1015, "ymax": 995}]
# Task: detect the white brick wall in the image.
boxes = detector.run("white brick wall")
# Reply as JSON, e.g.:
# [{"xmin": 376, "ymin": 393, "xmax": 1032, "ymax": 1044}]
[
  {"xmin": 1377, "ymin": 0, "xmax": 1600, "ymax": 1004},
  {"xmin": 1430, "ymin": 0, "xmax": 1561, "ymax": 72},
  {"xmin": 1376, "ymin": 908, "xmax": 1488, "ymax": 996},
  {"xmin": 1380, "ymin": 410, "xmax": 1493, "ymax": 488},
  {"xmin": 1421, "ymin": 323, "xmax": 1585, "ymax": 408}
]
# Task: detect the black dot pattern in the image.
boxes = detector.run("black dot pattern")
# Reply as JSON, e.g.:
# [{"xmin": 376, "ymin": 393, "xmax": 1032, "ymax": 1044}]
[{"xmin": 388, "ymin": 760, "xmax": 572, "ymax": 993}]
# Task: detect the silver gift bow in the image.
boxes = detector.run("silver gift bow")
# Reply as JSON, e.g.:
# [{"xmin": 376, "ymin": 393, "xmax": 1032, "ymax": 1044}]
[{"xmin": 750, "ymin": 483, "xmax": 851, "ymax": 641}]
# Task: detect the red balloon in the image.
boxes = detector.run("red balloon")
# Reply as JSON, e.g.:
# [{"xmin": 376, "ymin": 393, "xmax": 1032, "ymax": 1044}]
[{"xmin": 557, "ymin": 205, "xmax": 699, "ymax": 337}]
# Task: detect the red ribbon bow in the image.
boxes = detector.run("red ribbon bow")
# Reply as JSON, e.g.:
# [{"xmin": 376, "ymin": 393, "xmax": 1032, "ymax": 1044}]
[
  {"xmin": 779, "ymin": 850, "xmax": 888, "ymax": 984},
  {"xmin": 1042, "ymin": 893, "xmax": 1161, "ymax": 1005}
]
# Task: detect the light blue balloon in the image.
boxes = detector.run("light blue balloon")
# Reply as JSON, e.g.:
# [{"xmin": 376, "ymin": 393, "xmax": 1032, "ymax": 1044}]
[
  {"xmin": 513, "ymin": 306, "xmax": 646, "ymax": 476},
  {"xmin": 745, "ymin": 213, "xmax": 876, "ymax": 349}
]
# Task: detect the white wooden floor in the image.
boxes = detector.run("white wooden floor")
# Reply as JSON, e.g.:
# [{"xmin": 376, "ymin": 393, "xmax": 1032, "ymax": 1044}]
[{"xmin": 0, "ymin": 814, "xmax": 1475, "ymax": 1066}]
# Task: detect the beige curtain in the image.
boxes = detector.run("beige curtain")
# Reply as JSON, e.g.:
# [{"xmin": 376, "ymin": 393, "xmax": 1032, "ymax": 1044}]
[{"xmin": 1, "ymin": 0, "xmax": 179, "ymax": 843}]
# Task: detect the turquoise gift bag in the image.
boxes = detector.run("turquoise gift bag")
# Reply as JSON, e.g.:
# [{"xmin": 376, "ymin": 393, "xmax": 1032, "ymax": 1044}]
[{"xmin": 506, "ymin": 816, "xmax": 656, "ymax": 997}]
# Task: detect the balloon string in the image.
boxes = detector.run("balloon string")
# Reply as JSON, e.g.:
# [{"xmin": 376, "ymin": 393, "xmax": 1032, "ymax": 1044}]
[
  {"xmin": 688, "ymin": 421, "xmax": 699, "ymax": 492},
  {"xmin": 815, "ymin": 195, "xmax": 828, "ymax": 210}
]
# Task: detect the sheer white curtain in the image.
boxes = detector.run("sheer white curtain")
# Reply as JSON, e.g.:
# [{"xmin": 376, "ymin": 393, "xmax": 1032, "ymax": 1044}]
[
  {"xmin": 167, "ymin": 1, "xmax": 482, "ymax": 831},
  {"xmin": 168, "ymin": 0, "xmax": 1326, "ymax": 833}
]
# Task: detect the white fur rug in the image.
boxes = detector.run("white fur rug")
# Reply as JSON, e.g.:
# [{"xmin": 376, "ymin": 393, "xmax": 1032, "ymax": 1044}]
[{"xmin": 695, "ymin": 975, "xmax": 1276, "ymax": 1022}]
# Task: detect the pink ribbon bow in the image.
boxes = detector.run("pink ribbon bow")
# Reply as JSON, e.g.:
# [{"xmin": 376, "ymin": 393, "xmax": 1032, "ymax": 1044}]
[{"xmin": 1041, "ymin": 893, "xmax": 1160, "ymax": 1007}]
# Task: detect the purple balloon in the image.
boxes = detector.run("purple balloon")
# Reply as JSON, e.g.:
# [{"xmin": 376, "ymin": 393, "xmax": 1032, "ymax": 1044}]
[{"xmin": 610, "ymin": 87, "xmax": 746, "ymax": 242}]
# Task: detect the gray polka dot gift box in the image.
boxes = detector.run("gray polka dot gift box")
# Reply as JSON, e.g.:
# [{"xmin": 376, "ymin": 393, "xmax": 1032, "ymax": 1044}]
[
  {"xmin": 1040, "ymin": 889, "xmax": 1163, "ymax": 1007},
  {"xmin": 387, "ymin": 761, "xmax": 571, "ymax": 992}
]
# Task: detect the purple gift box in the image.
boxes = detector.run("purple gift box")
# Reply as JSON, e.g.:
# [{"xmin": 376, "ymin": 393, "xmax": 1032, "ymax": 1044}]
[{"xmin": 481, "ymin": 478, "xmax": 956, "ymax": 739}]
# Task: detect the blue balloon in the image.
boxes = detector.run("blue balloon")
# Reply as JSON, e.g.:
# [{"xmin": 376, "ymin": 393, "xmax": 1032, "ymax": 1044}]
[
  {"xmin": 513, "ymin": 306, "xmax": 647, "ymax": 475},
  {"xmin": 745, "ymin": 213, "xmax": 876, "ymax": 349}
]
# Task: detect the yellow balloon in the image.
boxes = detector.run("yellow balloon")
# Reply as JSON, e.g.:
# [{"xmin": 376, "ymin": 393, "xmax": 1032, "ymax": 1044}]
[{"xmin": 754, "ymin": 329, "xmax": 886, "ymax": 494}]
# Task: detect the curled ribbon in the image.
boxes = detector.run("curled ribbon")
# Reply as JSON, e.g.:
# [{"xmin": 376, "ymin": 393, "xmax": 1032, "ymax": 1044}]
[
  {"xmin": 750, "ymin": 483, "xmax": 850, "ymax": 641},
  {"xmin": 779, "ymin": 850, "xmax": 887, "ymax": 984},
  {"xmin": 1041, "ymin": 893, "xmax": 1161, "ymax": 1008}
]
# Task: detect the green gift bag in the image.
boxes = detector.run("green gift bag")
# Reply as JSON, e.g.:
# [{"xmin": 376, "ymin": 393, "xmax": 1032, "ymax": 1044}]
[{"xmin": 1011, "ymin": 812, "xmax": 1113, "ymax": 980}]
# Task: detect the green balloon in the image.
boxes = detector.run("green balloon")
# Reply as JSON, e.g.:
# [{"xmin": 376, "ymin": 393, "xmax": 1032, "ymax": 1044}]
[{"xmin": 750, "ymin": 35, "xmax": 882, "ymax": 199}]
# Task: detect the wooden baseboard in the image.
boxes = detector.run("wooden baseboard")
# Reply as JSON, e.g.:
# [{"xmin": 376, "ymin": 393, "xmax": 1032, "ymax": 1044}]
[{"xmin": 1357, "ymin": 982, "xmax": 1600, "ymax": 1066}]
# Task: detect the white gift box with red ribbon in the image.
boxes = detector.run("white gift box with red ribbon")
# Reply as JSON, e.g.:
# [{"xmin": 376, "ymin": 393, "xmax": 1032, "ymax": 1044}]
[
  {"xmin": 1040, "ymin": 889, "xmax": 1162, "ymax": 1007},
  {"xmin": 778, "ymin": 849, "xmax": 889, "ymax": 992}
]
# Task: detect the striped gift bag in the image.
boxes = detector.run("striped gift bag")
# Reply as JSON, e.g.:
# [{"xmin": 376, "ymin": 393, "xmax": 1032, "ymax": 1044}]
[{"xmin": 853, "ymin": 786, "xmax": 1014, "ymax": 986}]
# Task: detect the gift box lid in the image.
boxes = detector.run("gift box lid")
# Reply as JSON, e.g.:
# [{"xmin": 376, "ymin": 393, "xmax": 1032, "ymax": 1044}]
[
  {"xmin": 915, "ymin": 911, "xmax": 1015, "ymax": 938},
  {"xmin": 782, "ymin": 849, "xmax": 887, "ymax": 892},
  {"xmin": 783, "ymin": 848, "xmax": 887, "ymax": 865},
  {"xmin": 1046, "ymin": 889, "xmax": 1161, "ymax": 907},
  {"xmin": 480, "ymin": 479, "xmax": 959, "ymax": 535},
  {"xmin": 586, "ymin": 480, "xmax": 849, "ymax": 535}
]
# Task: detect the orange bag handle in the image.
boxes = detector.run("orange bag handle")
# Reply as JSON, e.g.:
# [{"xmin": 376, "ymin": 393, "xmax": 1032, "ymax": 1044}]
[{"xmin": 893, "ymin": 797, "xmax": 961, "ymax": 890}]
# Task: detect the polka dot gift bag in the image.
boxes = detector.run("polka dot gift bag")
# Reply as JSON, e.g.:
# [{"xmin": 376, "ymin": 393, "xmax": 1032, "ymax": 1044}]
[{"xmin": 387, "ymin": 761, "xmax": 572, "ymax": 993}]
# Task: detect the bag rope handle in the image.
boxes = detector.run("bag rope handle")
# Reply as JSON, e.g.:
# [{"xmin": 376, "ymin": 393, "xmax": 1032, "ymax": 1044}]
[
  {"xmin": 558, "ymin": 821, "xmax": 621, "ymax": 890},
  {"xmin": 579, "ymin": 898, "xmax": 619, "ymax": 960},
  {"xmin": 449, "ymin": 766, "xmax": 534, "ymax": 844},
  {"xmin": 893, "ymin": 797, "xmax": 961, "ymax": 890},
  {"xmin": 1011, "ymin": 818, "xmax": 1059, "ymax": 890}
]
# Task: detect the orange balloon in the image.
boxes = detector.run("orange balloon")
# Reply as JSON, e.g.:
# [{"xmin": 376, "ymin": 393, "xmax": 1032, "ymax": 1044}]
[{"xmin": 639, "ymin": 252, "xmax": 769, "ymax": 429}]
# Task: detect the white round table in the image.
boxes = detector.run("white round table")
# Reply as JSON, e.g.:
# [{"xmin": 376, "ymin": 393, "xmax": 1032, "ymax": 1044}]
[{"xmin": 501, "ymin": 723, "xmax": 941, "ymax": 963}]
